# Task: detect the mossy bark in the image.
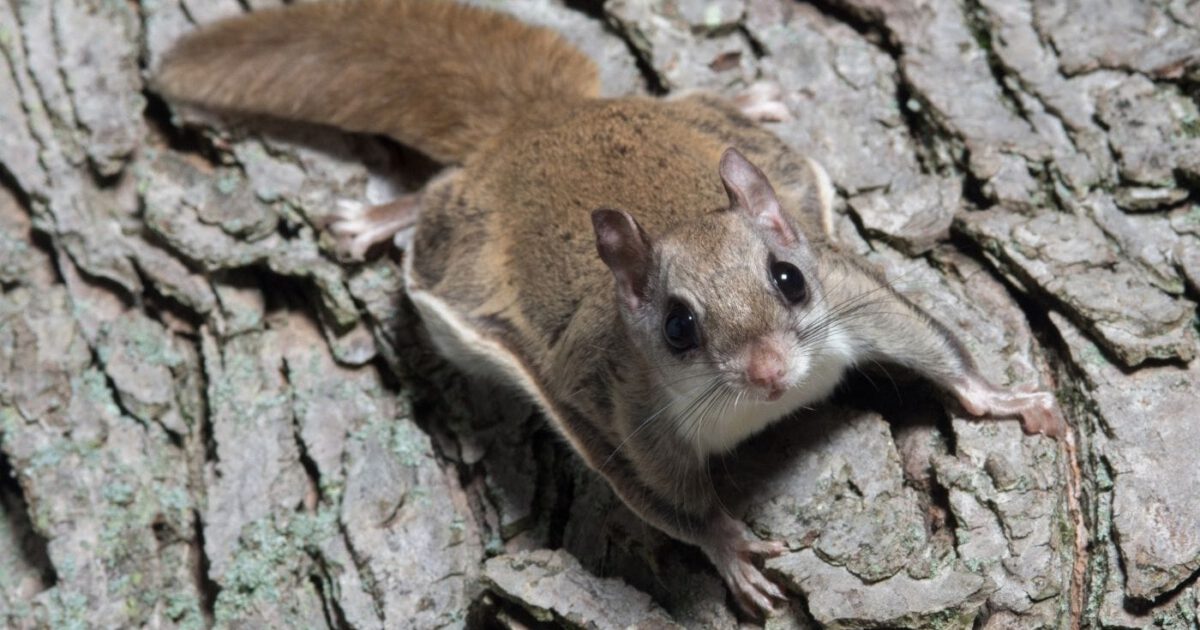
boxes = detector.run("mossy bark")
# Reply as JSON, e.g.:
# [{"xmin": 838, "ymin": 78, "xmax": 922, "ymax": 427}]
[{"xmin": 1, "ymin": 0, "xmax": 1197, "ymax": 628}]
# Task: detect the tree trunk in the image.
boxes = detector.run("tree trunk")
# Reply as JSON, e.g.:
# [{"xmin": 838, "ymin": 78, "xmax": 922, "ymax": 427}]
[{"xmin": 1, "ymin": 0, "xmax": 1197, "ymax": 627}]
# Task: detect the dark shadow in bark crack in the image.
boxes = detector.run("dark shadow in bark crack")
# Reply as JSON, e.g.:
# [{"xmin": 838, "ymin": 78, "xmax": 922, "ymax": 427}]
[
  {"xmin": 190, "ymin": 509, "xmax": 219, "ymax": 626},
  {"xmin": 143, "ymin": 92, "xmax": 229, "ymax": 167},
  {"xmin": 0, "ymin": 163, "xmax": 35, "ymax": 220},
  {"xmin": 0, "ymin": 452, "xmax": 56, "ymax": 594}
]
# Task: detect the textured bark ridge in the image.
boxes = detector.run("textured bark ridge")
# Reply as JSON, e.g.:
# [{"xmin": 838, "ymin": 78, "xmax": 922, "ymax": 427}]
[{"xmin": 1, "ymin": 0, "xmax": 1197, "ymax": 628}]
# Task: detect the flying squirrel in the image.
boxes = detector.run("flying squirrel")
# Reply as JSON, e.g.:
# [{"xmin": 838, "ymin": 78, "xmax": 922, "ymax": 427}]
[{"xmin": 156, "ymin": 0, "xmax": 1065, "ymax": 616}]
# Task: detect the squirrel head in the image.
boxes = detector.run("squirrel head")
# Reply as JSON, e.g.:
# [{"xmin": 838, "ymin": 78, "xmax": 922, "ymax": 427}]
[{"xmin": 593, "ymin": 148, "xmax": 840, "ymax": 413}]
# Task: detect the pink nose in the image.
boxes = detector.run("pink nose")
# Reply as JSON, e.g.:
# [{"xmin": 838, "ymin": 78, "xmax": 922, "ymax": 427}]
[{"xmin": 746, "ymin": 343, "xmax": 786, "ymax": 394}]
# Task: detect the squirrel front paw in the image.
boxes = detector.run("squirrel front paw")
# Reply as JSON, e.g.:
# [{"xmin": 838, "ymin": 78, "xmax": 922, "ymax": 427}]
[
  {"xmin": 955, "ymin": 378, "xmax": 1066, "ymax": 438},
  {"xmin": 701, "ymin": 517, "xmax": 789, "ymax": 618}
]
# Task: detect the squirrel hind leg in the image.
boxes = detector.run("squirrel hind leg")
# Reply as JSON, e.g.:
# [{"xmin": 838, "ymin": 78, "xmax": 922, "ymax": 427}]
[{"xmin": 322, "ymin": 194, "xmax": 420, "ymax": 261}]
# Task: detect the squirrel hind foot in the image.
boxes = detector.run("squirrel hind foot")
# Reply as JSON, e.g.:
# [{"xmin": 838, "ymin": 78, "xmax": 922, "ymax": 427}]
[
  {"xmin": 322, "ymin": 194, "xmax": 420, "ymax": 261},
  {"xmin": 732, "ymin": 81, "xmax": 791, "ymax": 123}
]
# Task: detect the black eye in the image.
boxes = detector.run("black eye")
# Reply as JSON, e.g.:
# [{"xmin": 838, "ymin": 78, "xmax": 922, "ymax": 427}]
[
  {"xmin": 772, "ymin": 261, "xmax": 807, "ymax": 304},
  {"xmin": 663, "ymin": 300, "xmax": 700, "ymax": 352}
]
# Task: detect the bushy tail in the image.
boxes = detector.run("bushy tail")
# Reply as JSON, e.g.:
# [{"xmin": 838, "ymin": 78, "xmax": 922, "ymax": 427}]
[{"xmin": 155, "ymin": 0, "xmax": 599, "ymax": 163}]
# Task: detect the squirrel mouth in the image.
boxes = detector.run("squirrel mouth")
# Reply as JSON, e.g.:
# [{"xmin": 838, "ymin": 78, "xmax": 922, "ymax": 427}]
[{"xmin": 764, "ymin": 386, "xmax": 785, "ymax": 401}]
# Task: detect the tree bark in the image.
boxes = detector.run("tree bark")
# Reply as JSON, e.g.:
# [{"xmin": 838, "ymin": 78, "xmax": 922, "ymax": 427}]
[{"xmin": 1, "ymin": 0, "xmax": 1197, "ymax": 628}]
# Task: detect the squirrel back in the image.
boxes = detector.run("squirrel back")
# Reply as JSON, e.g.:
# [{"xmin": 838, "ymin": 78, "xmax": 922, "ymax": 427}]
[{"xmin": 154, "ymin": 0, "xmax": 599, "ymax": 164}]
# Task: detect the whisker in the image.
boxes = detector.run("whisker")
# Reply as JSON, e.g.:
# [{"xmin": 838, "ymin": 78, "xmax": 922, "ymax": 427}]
[{"xmin": 600, "ymin": 379, "xmax": 717, "ymax": 470}]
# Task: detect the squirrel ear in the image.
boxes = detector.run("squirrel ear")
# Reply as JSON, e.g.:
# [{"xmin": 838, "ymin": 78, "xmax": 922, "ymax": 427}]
[
  {"xmin": 592, "ymin": 208, "xmax": 653, "ymax": 310},
  {"xmin": 719, "ymin": 148, "xmax": 798, "ymax": 246}
]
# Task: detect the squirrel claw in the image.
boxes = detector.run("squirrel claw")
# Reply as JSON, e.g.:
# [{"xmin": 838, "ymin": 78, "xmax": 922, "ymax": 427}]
[{"xmin": 743, "ymin": 538, "xmax": 788, "ymax": 557}]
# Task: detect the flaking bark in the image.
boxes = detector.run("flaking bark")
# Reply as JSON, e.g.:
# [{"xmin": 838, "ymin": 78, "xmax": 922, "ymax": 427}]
[{"xmin": 1, "ymin": 0, "xmax": 1197, "ymax": 627}]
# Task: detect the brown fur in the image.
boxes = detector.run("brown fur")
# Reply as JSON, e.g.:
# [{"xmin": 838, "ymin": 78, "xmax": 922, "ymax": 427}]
[
  {"xmin": 407, "ymin": 94, "xmax": 828, "ymax": 556},
  {"xmin": 155, "ymin": 0, "xmax": 599, "ymax": 163},
  {"xmin": 158, "ymin": 1, "xmax": 1063, "ymax": 615}
]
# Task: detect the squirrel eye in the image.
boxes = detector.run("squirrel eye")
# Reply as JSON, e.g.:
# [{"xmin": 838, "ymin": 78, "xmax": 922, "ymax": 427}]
[
  {"xmin": 772, "ymin": 261, "xmax": 807, "ymax": 304},
  {"xmin": 663, "ymin": 299, "xmax": 700, "ymax": 352}
]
